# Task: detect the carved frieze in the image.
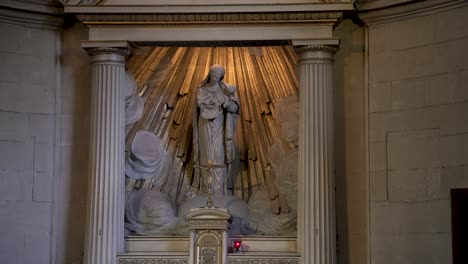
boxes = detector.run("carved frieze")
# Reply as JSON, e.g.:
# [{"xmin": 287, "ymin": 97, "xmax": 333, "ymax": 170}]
[
  {"xmin": 119, "ymin": 259, "xmax": 188, "ymax": 264},
  {"xmin": 118, "ymin": 256, "xmax": 299, "ymax": 264},
  {"xmin": 76, "ymin": 12, "xmax": 343, "ymax": 26},
  {"xmin": 63, "ymin": 0, "xmax": 352, "ymax": 6},
  {"xmin": 189, "ymin": 219, "xmax": 228, "ymax": 227},
  {"xmin": 229, "ymin": 258, "xmax": 299, "ymax": 264},
  {"xmin": 60, "ymin": 0, "xmax": 100, "ymax": 5}
]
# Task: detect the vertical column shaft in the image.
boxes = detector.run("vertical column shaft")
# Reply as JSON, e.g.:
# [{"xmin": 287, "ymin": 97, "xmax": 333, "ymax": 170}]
[
  {"xmin": 83, "ymin": 47, "xmax": 129, "ymax": 264},
  {"xmin": 295, "ymin": 45, "xmax": 338, "ymax": 264}
]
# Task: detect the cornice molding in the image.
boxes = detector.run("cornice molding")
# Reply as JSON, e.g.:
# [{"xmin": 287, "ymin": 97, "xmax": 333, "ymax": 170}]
[
  {"xmin": 355, "ymin": 0, "xmax": 419, "ymax": 11},
  {"xmin": 60, "ymin": 0, "xmax": 100, "ymax": 5},
  {"xmin": 357, "ymin": 0, "xmax": 468, "ymax": 25},
  {"xmin": 62, "ymin": 0, "xmax": 353, "ymax": 7},
  {"xmin": 62, "ymin": 1, "xmax": 353, "ymax": 29},
  {"xmin": 0, "ymin": 4, "xmax": 63, "ymax": 29},
  {"xmin": 76, "ymin": 12, "xmax": 343, "ymax": 27},
  {"xmin": 1, "ymin": 0, "xmax": 63, "ymax": 15},
  {"xmin": 64, "ymin": 2, "xmax": 354, "ymax": 14}
]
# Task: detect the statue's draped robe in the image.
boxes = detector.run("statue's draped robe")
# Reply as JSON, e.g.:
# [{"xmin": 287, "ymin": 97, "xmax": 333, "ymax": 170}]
[{"xmin": 194, "ymin": 81, "xmax": 239, "ymax": 196}]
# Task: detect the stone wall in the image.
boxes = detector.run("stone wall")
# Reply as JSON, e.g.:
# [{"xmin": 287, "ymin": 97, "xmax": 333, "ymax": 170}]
[
  {"xmin": 1, "ymin": 1, "xmax": 466, "ymax": 264},
  {"xmin": 0, "ymin": 11, "xmax": 60, "ymax": 264},
  {"xmin": 368, "ymin": 5, "xmax": 468, "ymax": 264},
  {"xmin": 333, "ymin": 19, "xmax": 368, "ymax": 264},
  {"xmin": 54, "ymin": 23, "xmax": 91, "ymax": 264},
  {"xmin": 0, "ymin": 3, "xmax": 91, "ymax": 264}
]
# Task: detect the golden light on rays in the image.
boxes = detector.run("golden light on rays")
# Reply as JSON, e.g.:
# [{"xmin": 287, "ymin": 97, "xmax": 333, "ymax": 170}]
[{"xmin": 126, "ymin": 46, "xmax": 299, "ymax": 209}]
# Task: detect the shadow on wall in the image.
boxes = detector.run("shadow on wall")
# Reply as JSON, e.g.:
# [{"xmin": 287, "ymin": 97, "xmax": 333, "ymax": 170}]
[
  {"xmin": 57, "ymin": 22, "xmax": 91, "ymax": 264},
  {"xmin": 333, "ymin": 18, "xmax": 367, "ymax": 264}
]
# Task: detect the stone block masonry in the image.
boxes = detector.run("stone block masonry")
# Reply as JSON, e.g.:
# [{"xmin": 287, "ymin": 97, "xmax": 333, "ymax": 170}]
[
  {"xmin": 0, "ymin": 19, "xmax": 59, "ymax": 264},
  {"xmin": 368, "ymin": 4, "xmax": 468, "ymax": 264}
]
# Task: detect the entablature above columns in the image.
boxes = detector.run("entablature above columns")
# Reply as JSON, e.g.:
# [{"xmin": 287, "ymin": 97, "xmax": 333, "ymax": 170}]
[
  {"xmin": 62, "ymin": 0, "xmax": 353, "ymax": 44},
  {"xmin": 86, "ymin": 25, "xmax": 335, "ymax": 44},
  {"xmin": 62, "ymin": 0, "xmax": 354, "ymax": 13}
]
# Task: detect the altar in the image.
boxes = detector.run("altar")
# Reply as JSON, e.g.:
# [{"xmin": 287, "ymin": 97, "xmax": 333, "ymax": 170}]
[
  {"xmin": 119, "ymin": 235, "xmax": 299, "ymax": 263},
  {"xmin": 61, "ymin": 1, "xmax": 354, "ymax": 263}
]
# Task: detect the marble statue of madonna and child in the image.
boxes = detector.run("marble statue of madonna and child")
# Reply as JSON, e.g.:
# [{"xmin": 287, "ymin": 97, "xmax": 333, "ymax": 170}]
[
  {"xmin": 179, "ymin": 64, "xmax": 255, "ymax": 235},
  {"xmin": 125, "ymin": 64, "xmax": 297, "ymax": 236},
  {"xmin": 125, "ymin": 64, "xmax": 249, "ymax": 235},
  {"xmin": 192, "ymin": 64, "xmax": 240, "ymax": 197}
]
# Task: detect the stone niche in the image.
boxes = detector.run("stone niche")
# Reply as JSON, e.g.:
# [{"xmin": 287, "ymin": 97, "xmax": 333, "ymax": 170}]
[
  {"xmin": 123, "ymin": 46, "xmax": 300, "ymax": 237},
  {"xmin": 63, "ymin": 0, "xmax": 352, "ymax": 263}
]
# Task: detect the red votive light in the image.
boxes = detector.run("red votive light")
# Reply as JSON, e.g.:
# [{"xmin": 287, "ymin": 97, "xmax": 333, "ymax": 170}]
[{"xmin": 234, "ymin": 240, "xmax": 242, "ymax": 251}]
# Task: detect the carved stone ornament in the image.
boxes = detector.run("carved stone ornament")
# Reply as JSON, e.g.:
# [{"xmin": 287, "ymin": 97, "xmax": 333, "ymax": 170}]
[
  {"xmin": 60, "ymin": 0, "xmax": 100, "ymax": 5},
  {"xmin": 119, "ymin": 258, "xmax": 188, "ymax": 264},
  {"xmin": 201, "ymin": 248, "xmax": 216, "ymax": 262},
  {"xmin": 118, "ymin": 256, "xmax": 298, "ymax": 264},
  {"xmin": 189, "ymin": 219, "xmax": 227, "ymax": 227},
  {"xmin": 63, "ymin": 0, "xmax": 352, "ymax": 6},
  {"xmin": 76, "ymin": 12, "xmax": 343, "ymax": 26},
  {"xmin": 186, "ymin": 207, "xmax": 231, "ymax": 229},
  {"xmin": 294, "ymin": 44, "xmax": 339, "ymax": 55},
  {"xmin": 228, "ymin": 258, "xmax": 299, "ymax": 264},
  {"xmin": 83, "ymin": 47, "xmax": 131, "ymax": 57}
]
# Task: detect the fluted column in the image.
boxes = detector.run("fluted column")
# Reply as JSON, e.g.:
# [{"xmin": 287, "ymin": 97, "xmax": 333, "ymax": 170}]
[
  {"xmin": 83, "ymin": 47, "xmax": 129, "ymax": 264},
  {"xmin": 295, "ymin": 45, "xmax": 338, "ymax": 264}
]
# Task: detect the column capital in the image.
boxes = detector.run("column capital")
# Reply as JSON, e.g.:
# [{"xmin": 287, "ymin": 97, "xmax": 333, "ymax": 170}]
[
  {"xmin": 294, "ymin": 44, "xmax": 339, "ymax": 55},
  {"xmin": 294, "ymin": 44, "xmax": 339, "ymax": 62},
  {"xmin": 81, "ymin": 41, "xmax": 131, "ymax": 62},
  {"xmin": 84, "ymin": 47, "xmax": 131, "ymax": 57}
]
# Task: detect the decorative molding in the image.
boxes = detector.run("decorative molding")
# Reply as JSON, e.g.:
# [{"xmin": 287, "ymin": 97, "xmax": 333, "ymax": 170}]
[
  {"xmin": 84, "ymin": 47, "xmax": 131, "ymax": 57},
  {"xmin": 63, "ymin": 0, "xmax": 353, "ymax": 7},
  {"xmin": 63, "ymin": 2, "xmax": 354, "ymax": 17},
  {"xmin": 60, "ymin": 0, "xmax": 101, "ymax": 5},
  {"xmin": 357, "ymin": 0, "xmax": 468, "ymax": 25},
  {"xmin": 118, "ymin": 256, "xmax": 300, "ymax": 264},
  {"xmin": 189, "ymin": 219, "xmax": 228, "ymax": 227},
  {"xmin": 294, "ymin": 44, "xmax": 339, "ymax": 55},
  {"xmin": 119, "ymin": 258, "xmax": 188, "ymax": 264},
  {"xmin": 0, "ymin": 2, "xmax": 63, "ymax": 29},
  {"xmin": 125, "ymin": 235, "xmax": 297, "ymax": 254},
  {"xmin": 1, "ymin": 0, "xmax": 63, "ymax": 15},
  {"xmin": 75, "ymin": 12, "xmax": 342, "ymax": 26},
  {"xmin": 229, "ymin": 257, "xmax": 299, "ymax": 264},
  {"xmin": 186, "ymin": 207, "xmax": 231, "ymax": 220},
  {"xmin": 355, "ymin": 0, "xmax": 417, "ymax": 11}
]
